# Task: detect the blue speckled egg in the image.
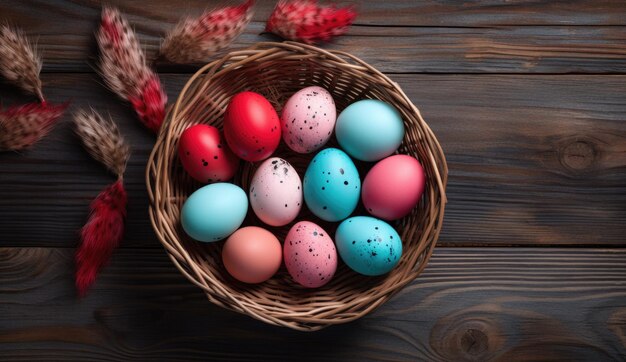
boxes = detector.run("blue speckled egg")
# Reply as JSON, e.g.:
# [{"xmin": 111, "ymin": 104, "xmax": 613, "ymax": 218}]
[
  {"xmin": 335, "ymin": 99, "xmax": 405, "ymax": 162},
  {"xmin": 335, "ymin": 216, "xmax": 402, "ymax": 276},
  {"xmin": 181, "ymin": 183, "xmax": 248, "ymax": 242},
  {"xmin": 303, "ymin": 148, "xmax": 360, "ymax": 222}
]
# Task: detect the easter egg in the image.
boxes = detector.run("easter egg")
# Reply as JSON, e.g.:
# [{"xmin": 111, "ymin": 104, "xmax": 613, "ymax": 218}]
[
  {"xmin": 280, "ymin": 86, "xmax": 336, "ymax": 153},
  {"xmin": 222, "ymin": 226, "xmax": 282, "ymax": 284},
  {"xmin": 180, "ymin": 183, "xmax": 248, "ymax": 242},
  {"xmin": 362, "ymin": 154, "xmax": 425, "ymax": 220},
  {"xmin": 335, "ymin": 216, "xmax": 402, "ymax": 276},
  {"xmin": 335, "ymin": 99, "xmax": 405, "ymax": 161},
  {"xmin": 223, "ymin": 91, "xmax": 281, "ymax": 162},
  {"xmin": 249, "ymin": 157, "xmax": 302, "ymax": 226},
  {"xmin": 178, "ymin": 124, "xmax": 240, "ymax": 183},
  {"xmin": 284, "ymin": 221, "xmax": 337, "ymax": 288},
  {"xmin": 303, "ymin": 148, "xmax": 361, "ymax": 222}
]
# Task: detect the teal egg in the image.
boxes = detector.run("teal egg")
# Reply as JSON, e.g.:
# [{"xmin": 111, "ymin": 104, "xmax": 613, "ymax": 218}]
[
  {"xmin": 303, "ymin": 148, "xmax": 360, "ymax": 222},
  {"xmin": 335, "ymin": 216, "xmax": 402, "ymax": 276},
  {"xmin": 335, "ymin": 99, "xmax": 405, "ymax": 162},
  {"xmin": 181, "ymin": 183, "xmax": 248, "ymax": 242}
]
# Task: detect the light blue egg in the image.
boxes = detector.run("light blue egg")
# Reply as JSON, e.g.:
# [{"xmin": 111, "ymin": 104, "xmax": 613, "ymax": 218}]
[
  {"xmin": 303, "ymin": 148, "xmax": 360, "ymax": 222},
  {"xmin": 335, "ymin": 216, "xmax": 402, "ymax": 276},
  {"xmin": 181, "ymin": 183, "xmax": 248, "ymax": 242},
  {"xmin": 335, "ymin": 99, "xmax": 405, "ymax": 162}
]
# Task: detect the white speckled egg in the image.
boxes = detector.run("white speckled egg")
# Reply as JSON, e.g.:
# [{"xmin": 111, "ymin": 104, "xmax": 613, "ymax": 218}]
[
  {"xmin": 250, "ymin": 157, "xmax": 303, "ymax": 226},
  {"xmin": 284, "ymin": 221, "xmax": 337, "ymax": 288},
  {"xmin": 281, "ymin": 86, "xmax": 336, "ymax": 154}
]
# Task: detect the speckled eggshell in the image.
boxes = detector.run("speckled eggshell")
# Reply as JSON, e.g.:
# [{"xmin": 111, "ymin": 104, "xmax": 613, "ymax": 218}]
[
  {"xmin": 303, "ymin": 148, "xmax": 361, "ymax": 222},
  {"xmin": 250, "ymin": 157, "xmax": 303, "ymax": 227},
  {"xmin": 281, "ymin": 86, "xmax": 336, "ymax": 154},
  {"xmin": 284, "ymin": 221, "xmax": 337, "ymax": 288},
  {"xmin": 178, "ymin": 124, "xmax": 239, "ymax": 183},
  {"xmin": 335, "ymin": 216, "xmax": 402, "ymax": 276}
]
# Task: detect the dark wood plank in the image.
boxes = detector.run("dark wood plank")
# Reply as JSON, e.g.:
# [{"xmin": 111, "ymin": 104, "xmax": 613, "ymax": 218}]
[
  {"xmin": 3, "ymin": 0, "xmax": 626, "ymax": 29},
  {"xmin": 1, "ymin": 1, "xmax": 626, "ymax": 74},
  {"xmin": 0, "ymin": 247, "xmax": 625, "ymax": 361},
  {"xmin": 1, "ymin": 73, "xmax": 625, "ymax": 247}
]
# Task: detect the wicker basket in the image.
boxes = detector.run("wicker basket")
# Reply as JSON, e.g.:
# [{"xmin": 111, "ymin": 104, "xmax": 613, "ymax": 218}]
[{"xmin": 146, "ymin": 42, "xmax": 447, "ymax": 331}]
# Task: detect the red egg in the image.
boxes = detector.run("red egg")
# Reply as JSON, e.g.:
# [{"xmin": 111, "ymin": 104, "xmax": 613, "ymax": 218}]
[
  {"xmin": 178, "ymin": 124, "xmax": 239, "ymax": 183},
  {"xmin": 223, "ymin": 92, "xmax": 281, "ymax": 162},
  {"xmin": 362, "ymin": 154, "xmax": 425, "ymax": 220}
]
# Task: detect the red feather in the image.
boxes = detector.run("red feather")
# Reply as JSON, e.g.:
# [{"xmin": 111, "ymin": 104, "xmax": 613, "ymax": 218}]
[
  {"xmin": 160, "ymin": 0, "xmax": 255, "ymax": 63},
  {"xmin": 0, "ymin": 102, "xmax": 67, "ymax": 151},
  {"xmin": 128, "ymin": 75, "xmax": 167, "ymax": 134},
  {"xmin": 97, "ymin": 7, "xmax": 167, "ymax": 134},
  {"xmin": 75, "ymin": 180, "xmax": 127, "ymax": 297},
  {"xmin": 265, "ymin": 0, "xmax": 356, "ymax": 44}
]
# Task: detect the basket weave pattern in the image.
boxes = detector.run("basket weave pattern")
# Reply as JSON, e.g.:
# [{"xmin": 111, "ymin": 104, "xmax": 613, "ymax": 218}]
[{"xmin": 147, "ymin": 42, "xmax": 447, "ymax": 331}]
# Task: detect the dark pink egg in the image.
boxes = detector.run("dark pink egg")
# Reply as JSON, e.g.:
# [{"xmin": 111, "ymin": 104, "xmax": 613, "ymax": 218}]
[{"xmin": 362, "ymin": 154, "xmax": 425, "ymax": 220}]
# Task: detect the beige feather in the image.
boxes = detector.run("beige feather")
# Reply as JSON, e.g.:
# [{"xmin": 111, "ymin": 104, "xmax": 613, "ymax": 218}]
[
  {"xmin": 160, "ymin": 0, "xmax": 254, "ymax": 64},
  {"xmin": 0, "ymin": 25, "xmax": 44, "ymax": 102},
  {"xmin": 96, "ymin": 7, "xmax": 149, "ymax": 100},
  {"xmin": 96, "ymin": 7, "xmax": 167, "ymax": 133},
  {"xmin": 73, "ymin": 108, "xmax": 130, "ymax": 178}
]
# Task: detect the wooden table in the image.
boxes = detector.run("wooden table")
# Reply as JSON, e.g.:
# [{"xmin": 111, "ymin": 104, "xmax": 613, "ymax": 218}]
[{"xmin": 1, "ymin": 1, "xmax": 625, "ymax": 360}]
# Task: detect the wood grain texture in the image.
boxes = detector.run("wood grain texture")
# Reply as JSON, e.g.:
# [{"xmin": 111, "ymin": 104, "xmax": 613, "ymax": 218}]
[
  {"xmin": 1, "ymin": 73, "xmax": 624, "ymax": 247},
  {"xmin": 1, "ymin": 1, "xmax": 626, "ymax": 359},
  {"xmin": 1, "ymin": 1, "xmax": 625, "ymax": 74},
  {"xmin": 3, "ymin": 0, "xmax": 626, "ymax": 27},
  {"xmin": 0, "ymin": 247, "xmax": 625, "ymax": 361}
]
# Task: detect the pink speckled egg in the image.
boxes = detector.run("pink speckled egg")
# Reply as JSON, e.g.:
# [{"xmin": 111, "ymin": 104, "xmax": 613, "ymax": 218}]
[
  {"xmin": 284, "ymin": 221, "xmax": 337, "ymax": 288},
  {"xmin": 281, "ymin": 86, "xmax": 336, "ymax": 154},
  {"xmin": 250, "ymin": 157, "xmax": 303, "ymax": 226}
]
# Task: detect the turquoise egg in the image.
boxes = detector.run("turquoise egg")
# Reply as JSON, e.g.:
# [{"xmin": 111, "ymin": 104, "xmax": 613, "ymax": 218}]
[
  {"xmin": 303, "ymin": 148, "xmax": 360, "ymax": 222},
  {"xmin": 335, "ymin": 99, "xmax": 405, "ymax": 162},
  {"xmin": 335, "ymin": 216, "xmax": 402, "ymax": 276},
  {"xmin": 181, "ymin": 183, "xmax": 248, "ymax": 242}
]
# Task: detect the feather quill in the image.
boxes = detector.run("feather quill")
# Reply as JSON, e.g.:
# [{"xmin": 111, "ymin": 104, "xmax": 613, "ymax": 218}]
[
  {"xmin": 96, "ymin": 7, "xmax": 167, "ymax": 134},
  {"xmin": 73, "ymin": 108, "xmax": 130, "ymax": 296},
  {"xmin": 265, "ymin": 0, "xmax": 356, "ymax": 44},
  {"xmin": 160, "ymin": 0, "xmax": 255, "ymax": 64},
  {"xmin": 0, "ymin": 102, "xmax": 66, "ymax": 151},
  {"xmin": 0, "ymin": 25, "xmax": 44, "ymax": 102}
]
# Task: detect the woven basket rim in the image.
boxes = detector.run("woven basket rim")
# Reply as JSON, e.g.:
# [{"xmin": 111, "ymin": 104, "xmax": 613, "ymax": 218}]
[{"xmin": 146, "ymin": 41, "xmax": 448, "ymax": 331}]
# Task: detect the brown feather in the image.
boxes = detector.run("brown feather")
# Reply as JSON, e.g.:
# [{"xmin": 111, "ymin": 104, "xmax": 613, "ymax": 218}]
[
  {"xmin": 0, "ymin": 102, "xmax": 66, "ymax": 151},
  {"xmin": 0, "ymin": 25, "xmax": 44, "ymax": 101},
  {"xmin": 73, "ymin": 108, "xmax": 130, "ymax": 178},
  {"xmin": 160, "ymin": 0, "xmax": 254, "ymax": 64},
  {"xmin": 96, "ymin": 7, "xmax": 167, "ymax": 133}
]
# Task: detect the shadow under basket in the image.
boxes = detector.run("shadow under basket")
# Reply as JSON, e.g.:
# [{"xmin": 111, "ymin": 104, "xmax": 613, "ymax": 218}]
[{"xmin": 146, "ymin": 42, "xmax": 448, "ymax": 331}]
